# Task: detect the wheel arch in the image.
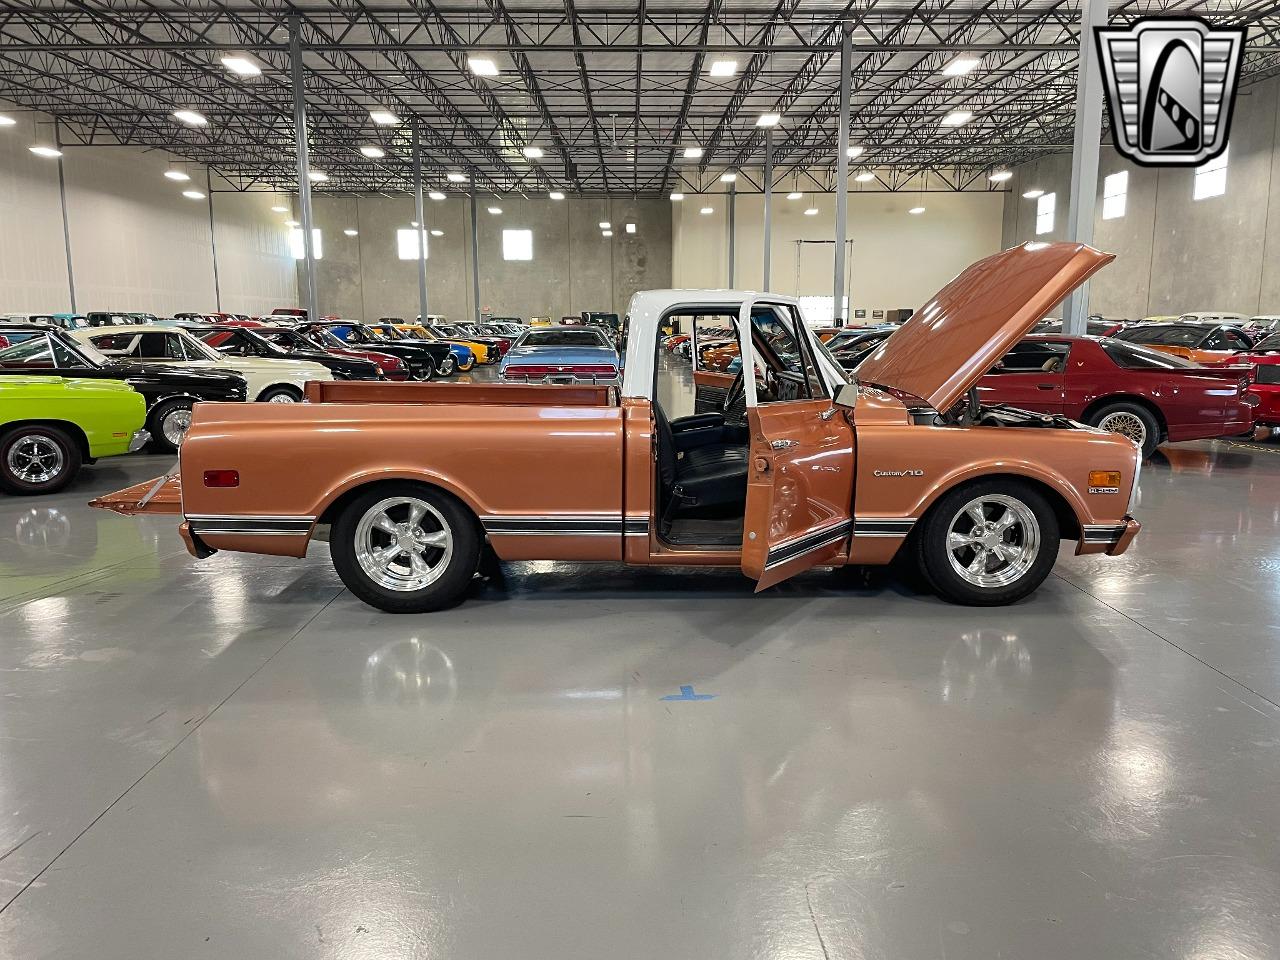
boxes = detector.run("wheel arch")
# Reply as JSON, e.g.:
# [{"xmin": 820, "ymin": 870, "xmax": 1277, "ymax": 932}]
[
  {"xmin": 253, "ymin": 381, "xmax": 305, "ymax": 401},
  {"xmin": 912, "ymin": 470, "xmax": 1082, "ymax": 544},
  {"xmin": 314, "ymin": 472, "xmax": 487, "ymax": 542},
  {"xmin": 1, "ymin": 418, "xmax": 91, "ymax": 460},
  {"xmin": 1081, "ymin": 394, "xmax": 1167, "ymax": 440}
]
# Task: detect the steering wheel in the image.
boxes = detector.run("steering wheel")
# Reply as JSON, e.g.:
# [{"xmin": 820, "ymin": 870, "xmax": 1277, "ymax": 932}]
[{"xmin": 724, "ymin": 368, "xmax": 746, "ymax": 417}]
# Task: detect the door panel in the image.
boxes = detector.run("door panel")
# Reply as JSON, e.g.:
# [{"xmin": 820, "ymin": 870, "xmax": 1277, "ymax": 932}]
[
  {"xmin": 741, "ymin": 401, "xmax": 855, "ymax": 590},
  {"xmin": 977, "ymin": 371, "xmax": 1065, "ymax": 413}
]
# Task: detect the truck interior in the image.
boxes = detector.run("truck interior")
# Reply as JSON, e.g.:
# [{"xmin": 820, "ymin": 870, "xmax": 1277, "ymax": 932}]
[{"xmin": 653, "ymin": 305, "xmax": 835, "ymax": 547}]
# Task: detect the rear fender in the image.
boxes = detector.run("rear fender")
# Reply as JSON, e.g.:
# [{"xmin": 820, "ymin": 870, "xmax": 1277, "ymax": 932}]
[{"xmin": 311, "ymin": 467, "xmax": 488, "ymax": 528}]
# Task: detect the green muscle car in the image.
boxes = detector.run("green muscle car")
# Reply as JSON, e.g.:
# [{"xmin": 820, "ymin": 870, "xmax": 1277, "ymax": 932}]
[{"xmin": 0, "ymin": 375, "xmax": 148, "ymax": 495}]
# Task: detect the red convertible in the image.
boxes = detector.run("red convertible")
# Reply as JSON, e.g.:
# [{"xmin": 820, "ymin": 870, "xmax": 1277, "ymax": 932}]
[{"xmin": 977, "ymin": 335, "xmax": 1255, "ymax": 457}]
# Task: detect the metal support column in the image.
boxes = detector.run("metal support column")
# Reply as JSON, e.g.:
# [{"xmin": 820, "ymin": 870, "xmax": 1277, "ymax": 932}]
[
  {"xmin": 53, "ymin": 119, "xmax": 76, "ymax": 313},
  {"xmin": 469, "ymin": 186, "xmax": 481, "ymax": 323},
  {"xmin": 412, "ymin": 123, "xmax": 430, "ymax": 321},
  {"xmin": 763, "ymin": 128, "xmax": 773, "ymax": 291},
  {"xmin": 727, "ymin": 181, "xmax": 736, "ymax": 287},
  {"xmin": 206, "ymin": 167, "xmax": 222, "ymax": 311},
  {"xmin": 288, "ymin": 15, "xmax": 319, "ymax": 320},
  {"xmin": 833, "ymin": 24, "xmax": 852, "ymax": 326},
  {"xmin": 1062, "ymin": 0, "xmax": 1108, "ymax": 335}
]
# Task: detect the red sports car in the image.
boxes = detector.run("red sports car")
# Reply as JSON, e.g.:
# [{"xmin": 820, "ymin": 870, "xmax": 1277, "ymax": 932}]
[
  {"xmin": 1220, "ymin": 332, "xmax": 1280, "ymax": 428},
  {"xmin": 977, "ymin": 335, "xmax": 1255, "ymax": 457}
]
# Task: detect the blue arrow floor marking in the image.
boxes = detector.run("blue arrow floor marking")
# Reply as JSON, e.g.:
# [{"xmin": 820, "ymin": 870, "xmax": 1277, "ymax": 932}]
[{"xmin": 661, "ymin": 685, "xmax": 716, "ymax": 701}]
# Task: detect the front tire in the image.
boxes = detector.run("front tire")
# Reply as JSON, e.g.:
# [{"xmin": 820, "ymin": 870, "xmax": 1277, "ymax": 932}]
[
  {"xmin": 1088, "ymin": 401, "xmax": 1159, "ymax": 458},
  {"xmin": 0, "ymin": 425, "xmax": 82, "ymax": 496},
  {"xmin": 915, "ymin": 479, "xmax": 1059, "ymax": 606},
  {"xmin": 148, "ymin": 398, "xmax": 193, "ymax": 453},
  {"xmin": 330, "ymin": 483, "xmax": 481, "ymax": 613},
  {"xmin": 438, "ymin": 355, "xmax": 457, "ymax": 377}
]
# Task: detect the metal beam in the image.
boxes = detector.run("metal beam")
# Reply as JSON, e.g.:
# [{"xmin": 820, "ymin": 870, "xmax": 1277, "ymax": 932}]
[
  {"xmin": 289, "ymin": 15, "xmax": 319, "ymax": 321},
  {"xmin": 206, "ymin": 166, "xmax": 221, "ymax": 311},
  {"xmin": 833, "ymin": 25, "xmax": 851, "ymax": 326},
  {"xmin": 763, "ymin": 128, "xmax": 773, "ymax": 292},
  {"xmin": 412, "ymin": 122, "xmax": 430, "ymax": 324},
  {"xmin": 470, "ymin": 185, "xmax": 482, "ymax": 323},
  {"xmin": 727, "ymin": 179, "xmax": 736, "ymax": 287},
  {"xmin": 1063, "ymin": 0, "xmax": 1108, "ymax": 335}
]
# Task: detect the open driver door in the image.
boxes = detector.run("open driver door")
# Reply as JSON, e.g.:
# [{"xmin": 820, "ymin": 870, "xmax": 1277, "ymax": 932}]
[{"xmin": 737, "ymin": 299, "xmax": 855, "ymax": 591}]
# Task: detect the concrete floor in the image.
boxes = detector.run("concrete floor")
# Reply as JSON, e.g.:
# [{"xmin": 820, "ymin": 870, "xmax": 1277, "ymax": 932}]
[{"xmin": 1, "ymin": 407, "xmax": 1279, "ymax": 957}]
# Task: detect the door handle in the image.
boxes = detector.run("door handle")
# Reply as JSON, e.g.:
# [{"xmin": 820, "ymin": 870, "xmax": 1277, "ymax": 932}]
[
  {"xmin": 1036, "ymin": 383, "xmax": 1056, "ymax": 390},
  {"xmin": 770, "ymin": 438, "xmax": 799, "ymax": 450}
]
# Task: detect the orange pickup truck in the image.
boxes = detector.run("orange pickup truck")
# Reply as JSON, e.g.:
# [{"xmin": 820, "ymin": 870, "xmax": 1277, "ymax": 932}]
[{"xmin": 92, "ymin": 242, "xmax": 1141, "ymax": 613}]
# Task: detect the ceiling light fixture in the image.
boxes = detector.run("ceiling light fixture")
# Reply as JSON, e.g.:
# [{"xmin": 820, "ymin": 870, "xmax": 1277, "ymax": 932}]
[
  {"xmin": 756, "ymin": 113, "xmax": 781, "ymax": 128},
  {"xmin": 708, "ymin": 59, "xmax": 738, "ymax": 77},
  {"xmin": 599, "ymin": 221, "xmax": 611, "ymax": 229},
  {"xmin": 602, "ymin": 229, "xmax": 613, "ymax": 237},
  {"xmin": 804, "ymin": 207, "xmax": 819, "ymax": 216},
  {"xmin": 786, "ymin": 191, "xmax": 803, "ymax": 200},
  {"xmin": 447, "ymin": 172, "xmax": 468, "ymax": 183},
  {"xmin": 430, "ymin": 229, "xmax": 444, "ymax": 237},
  {"xmin": 521, "ymin": 146, "xmax": 544, "ymax": 160},
  {"xmin": 908, "ymin": 206, "xmax": 926, "ymax": 214},
  {"xmin": 699, "ymin": 206, "xmax": 714, "ymax": 215},
  {"xmin": 307, "ymin": 169, "xmax": 328, "ymax": 182},
  {"xmin": 220, "ymin": 54, "xmax": 262, "ymax": 77},
  {"xmin": 343, "ymin": 228, "xmax": 358, "ymax": 236},
  {"xmin": 164, "ymin": 169, "xmax": 191, "ymax": 181},
  {"xmin": 172, "ymin": 109, "xmax": 208, "ymax": 126},
  {"xmin": 28, "ymin": 145, "xmax": 61, "ymax": 158},
  {"xmin": 940, "ymin": 110, "xmax": 973, "ymax": 126},
  {"xmin": 670, "ymin": 192, "xmax": 684, "ymax": 201},
  {"xmin": 468, "ymin": 57, "xmax": 500, "ymax": 77},
  {"xmin": 682, "ymin": 146, "xmax": 703, "ymax": 159},
  {"xmin": 989, "ymin": 169, "xmax": 1013, "ymax": 183},
  {"xmin": 1023, "ymin": 188, "xmax": 1044, "ymax": 199},
  {"xmin": 548, "ymin": 190, "xmax": 565, "ymax": 200},
  {"xmin": 369, "ymin": 109, "xmax": 401, "ymax": 126},
  {"xmin": 854, "ymin": 171, "xmax": 875, "ymax": 183},
  {"xmin": 942, "ymin": 56, "xmax": 980, "ymax": 77},
  {"xmin": 625, "ymin": 223, "xmax": 636, "ymax": 234},
  {"xmin": 428, "ymin": 190, "xmax": 446, "ymax": 200},
  {"xmin": 720, "ymin": 172, "xmax": 737, "ymax": 183},
  {"xmin": 358, "ymin": 145, "xmax": 385, "ymax": 159},
  {"xmin": 271, "ymin": 205, "xmax": 289, "ymax": 213},
  {"xmin": 846, "ymin": 145, "xmax": 864, "ymax": 159},
  {"xmin": 488, "ymin": 206, "xmax": 502, "ymax": 215},
  {"xmin": 182, "ymin": 189, "xmax": 206, "ymax": 200}
]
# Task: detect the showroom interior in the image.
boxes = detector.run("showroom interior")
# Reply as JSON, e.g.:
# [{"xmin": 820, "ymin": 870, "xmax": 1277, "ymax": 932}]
[{"xmin": 2, "ymin": 2, "xmax": 1280, "ymax": 957}]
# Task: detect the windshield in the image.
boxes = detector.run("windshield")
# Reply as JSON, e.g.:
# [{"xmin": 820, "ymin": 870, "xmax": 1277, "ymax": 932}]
[
  {"xmin": 1254, "ymin": 333, "xmax": 1280, "ymax": 352},
  {"xmin": 367, "ymin": 325, "xmax": 403, "ymax": 340},
  {"xmin": 178, "ymin": 331, "xmax": 227, "ymax": 361},
  {"xmin": 517, "ymin": 329, "xmax": 609, "ymax": 348},
  {"xmin": 257, "ymin": 328, "xmax": 314, "ymax": 352}
]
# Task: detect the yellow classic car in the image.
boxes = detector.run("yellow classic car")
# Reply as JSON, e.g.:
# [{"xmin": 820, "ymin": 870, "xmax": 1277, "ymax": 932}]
[{"xmin": 394, "ymin": 323, "xmax": 489, "ymax": 366}]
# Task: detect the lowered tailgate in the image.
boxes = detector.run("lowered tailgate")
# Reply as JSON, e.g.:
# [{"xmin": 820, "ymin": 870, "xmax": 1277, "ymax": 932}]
[{"xmin": 89, "ymin": 474, "xmax": 181, "ymax": 515}]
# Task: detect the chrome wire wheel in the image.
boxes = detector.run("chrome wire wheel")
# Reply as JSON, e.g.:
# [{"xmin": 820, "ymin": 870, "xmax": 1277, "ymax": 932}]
[
  {"xmin": 266, "ymin": 391, "xmax": 298, "ymax": 403},
  {"xmin": 161, "ymin": 406, "xmax": 192, "ymax": 446},
  {"xmin": 946, "ymin": 494, "xmax": 1041, "ymax": 589},
  {"xmin": 6, "ymin": 434, "xmax": 64, "ymax": 484},
  {"xmin": 1096, "ymin": 410, "xmax": 1147, "ymax": 448},
  {"xmin": 354, "ymin": 496, "xmax": 454, "ymax": 592}
]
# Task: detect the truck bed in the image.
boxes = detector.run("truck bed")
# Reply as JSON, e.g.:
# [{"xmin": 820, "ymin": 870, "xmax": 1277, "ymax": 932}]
[{"xmin": 303, "ymin": 380, "xmax": 617, "ymax": 406}]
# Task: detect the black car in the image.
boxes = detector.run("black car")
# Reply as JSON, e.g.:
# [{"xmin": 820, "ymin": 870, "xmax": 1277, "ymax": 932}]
[
  {"xmin": 0, "ymin": 323, "xmax": 247, "ymax": 452},
  {"xmin": 294, "ymin": 321, "xmax": 455, "ymax": 380},
  {"xmin": 188, "ymin": 324, "xmax": 385, "ymax": 381}
]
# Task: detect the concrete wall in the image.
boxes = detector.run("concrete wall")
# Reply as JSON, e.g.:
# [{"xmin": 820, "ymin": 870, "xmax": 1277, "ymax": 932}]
[
  {"xmin": 1002, "ymin": 75, "xmax": 1280, "ymax": 318},
  {"xmin": 0, "ymin": 107, "xmax": 297, "ymax": 317},
  {"xmin": 304, "ymin": 194, "xmax": 673, "ymax": 322},
  {"xmin": 673, "ymin": 188, "xmax": 1005, "ymax": 320}
]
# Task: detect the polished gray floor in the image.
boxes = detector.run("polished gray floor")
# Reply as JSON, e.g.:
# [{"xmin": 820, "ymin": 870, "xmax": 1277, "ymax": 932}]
[{"xmin": 1, "ymin": 428, "xmax": 1279, "ymax": 957}]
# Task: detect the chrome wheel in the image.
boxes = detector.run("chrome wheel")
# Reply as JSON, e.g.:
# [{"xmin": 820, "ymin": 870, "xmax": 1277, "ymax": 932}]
[
  {"xmin": 161, "ymin": 406, "xmax": 192, "ymax": 446},
  {"xmin": 439, "ymin": 356, "xmax": 456, "ymax": 376},
  {"xmin": 354, "ymin": 496, "xmax": 454, "ymax": 592},
  {"xmin": 6, "ymin": 434, "xmax": 65, "ymax": 484},
  {"xmin": 1096, "ymin": 410, "xmax": 1147, "ymax": 448},
  {"xmin": 946, "ymin": 494, "xmax": 1041, "ymax": 589},
  {"xmin": 266, "ymin": 391, "xmax": 298, "ymax": 403}
]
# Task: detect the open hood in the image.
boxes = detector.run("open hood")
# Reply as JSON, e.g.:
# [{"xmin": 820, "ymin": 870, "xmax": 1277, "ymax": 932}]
[{"xmin": 854, "ymin": 242, "xmax": 1114, "ymax": 412}]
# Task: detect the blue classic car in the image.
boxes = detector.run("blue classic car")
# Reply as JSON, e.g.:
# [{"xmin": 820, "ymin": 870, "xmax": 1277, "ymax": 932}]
[{"xmin": 498, "ymin": 325, "xmax": 621, "ymax": 383}]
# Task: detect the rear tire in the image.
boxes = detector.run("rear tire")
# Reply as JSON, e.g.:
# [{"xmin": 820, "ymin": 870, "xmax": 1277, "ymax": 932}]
[
  {"xmin": 0, "ymin": 425, "xmax": 82, "ymax": 496},
  {"xmin": 147, "ymin": 398, "xmax": 193, "ymax": 453},
  {"xmin": 330, "ymin": 482, "xmax": 481, "ymax": 613},
  {"xmin": 1087, "ymin": 401, "xmax": 1159, "ymax": 458},
  {"xmin": 258, "ymin": 385, "xmax": 302, "ymax": 403},
  {"xmin": 915, "ymin": 479, "xmax": 1059, "ymax": 606}
]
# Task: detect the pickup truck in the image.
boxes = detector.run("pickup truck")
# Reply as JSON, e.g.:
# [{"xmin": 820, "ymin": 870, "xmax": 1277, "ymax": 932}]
[{"xmin": 91, "ymin": 242, "xmax": 1142, "ymax": 613}]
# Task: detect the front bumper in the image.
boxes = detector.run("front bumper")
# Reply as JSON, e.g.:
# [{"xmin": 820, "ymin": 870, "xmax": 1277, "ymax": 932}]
[
  {"xmin": 1077, "ymin": 516, "xmax": 1141, "ymax": 555},
  {"xmin": 127, "ymin": 429, "xmax": 151, "ymax": 452}
]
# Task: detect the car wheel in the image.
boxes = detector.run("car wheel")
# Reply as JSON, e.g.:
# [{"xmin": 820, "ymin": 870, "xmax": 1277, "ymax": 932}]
[
  {"xmin": 330, "ymin": 483, "xmax": 481, "ymax": 613},
  {"xmin": 439, "ymin": 355, "xmax": 457, "ymax": 377},
  {"xmin": 258, "ymin": 385, "xmax": 302, "ymax": 403},
  {"xmin": 915, "ymin": 480, "xmax": 1059, "ymax": 606},
  {"xmin": 0, "ymin": 425, "xmax": 82, "ymax": 496},
  {"xmin": 414, "ymin": 361, "xmax": 434, "ymax": 381},
  {"xmin": 1088, "ymin": 402, "xmax": 1159, "ymax": 458},
  {"xmin": 148, "ymin": 398, "xmax": 193, "ymax": 453}
]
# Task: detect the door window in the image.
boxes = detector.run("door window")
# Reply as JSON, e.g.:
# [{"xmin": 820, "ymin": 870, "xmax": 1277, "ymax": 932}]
[
  {"xmin": 1202, "ymin": 331, "xmax": 1228, "ymax": 350},
  {"xmin": 692, "ymin": 314, "xmax": 739, "ymax": 373},
  {"xmin": 746, "ymin": 304, "xmax": 827, "ymax": 403},
  {"xmin": 1224, "ymin": 330, "xmax": 1251, "ymax": 350},
  {"xmin": 992, "ymin": 341, "xmax": 1071, "ymax": 373}
]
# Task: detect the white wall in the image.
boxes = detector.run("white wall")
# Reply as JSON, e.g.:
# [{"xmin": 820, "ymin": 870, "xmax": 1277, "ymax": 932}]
[
  {"xmin": 0, "ymin": 107, "xmax": 297, "ymax": 317},
  {"xmin": 673, "ymin": 188, "xmax": 1005, "ymax": 320}
]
